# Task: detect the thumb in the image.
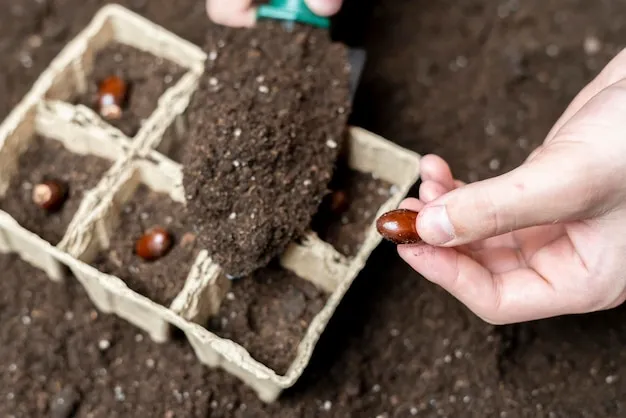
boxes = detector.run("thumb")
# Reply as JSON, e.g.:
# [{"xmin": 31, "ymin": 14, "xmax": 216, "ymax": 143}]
[{"xmin": 416, "ymin": 146, "xmax": 610, "ymax": 246}]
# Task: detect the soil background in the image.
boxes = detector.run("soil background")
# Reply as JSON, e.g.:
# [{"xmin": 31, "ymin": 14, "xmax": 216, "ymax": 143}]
[{"xmin": 2, "ymin": 0, "xmax": 626, "ymax": 417}]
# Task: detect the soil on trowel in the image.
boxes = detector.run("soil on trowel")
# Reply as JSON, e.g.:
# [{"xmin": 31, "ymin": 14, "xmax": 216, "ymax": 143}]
[
  {"xmin": 91, "ymin": 184, "xmax": 199, "ymax": 306},
  {"xmin": 75, "ymin": 42, "xmax": 185, "ymax": 137},
  {"xmin": 312, "ymin": 162, "xmax": 395, "ymax": 257},
  {"xmin": 208, "ymin": 262, "xmax": 328, "ymax": 375},
  {"xmin": 0, "ymin": 135, "xmax": 112, "ymax": 245},
  {"xmin": 181, "ymin": 21, "xmax": 351, "ymax": 277}
]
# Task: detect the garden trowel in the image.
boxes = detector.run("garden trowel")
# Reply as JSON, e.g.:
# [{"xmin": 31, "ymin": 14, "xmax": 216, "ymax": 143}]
[{"xmin": 256, "ymin": 0, "xmax": 366, "ymax": 102}]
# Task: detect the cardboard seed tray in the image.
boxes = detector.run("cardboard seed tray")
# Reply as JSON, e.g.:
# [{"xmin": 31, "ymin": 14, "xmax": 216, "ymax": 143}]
[{"xmin": 0, "ymin": 5, "xmax": 422, "ymax": 403}]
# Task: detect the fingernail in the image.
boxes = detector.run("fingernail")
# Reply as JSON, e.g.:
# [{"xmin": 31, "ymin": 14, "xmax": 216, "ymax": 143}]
[
  {"xmin": 419, "ymin": 205, "xmax": 455, "ymax": 245},
  {"xmin": 306, "ymin": 0, "xmax": 342, "ymax": 15}
]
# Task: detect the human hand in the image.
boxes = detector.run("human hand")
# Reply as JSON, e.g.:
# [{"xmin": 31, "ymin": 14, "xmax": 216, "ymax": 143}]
[
  {"xmin": 398, "ymin": 49, "xmax": 626, "ymax": 325},
  {"xmin": 206, "ymin": 0, "xmax": 343, "ymax": 27}
]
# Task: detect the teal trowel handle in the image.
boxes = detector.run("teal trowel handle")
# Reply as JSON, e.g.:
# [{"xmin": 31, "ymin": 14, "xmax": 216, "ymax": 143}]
[{"xmin": 257, "ymin": 0, "xmax": 330, "ymax": 29}]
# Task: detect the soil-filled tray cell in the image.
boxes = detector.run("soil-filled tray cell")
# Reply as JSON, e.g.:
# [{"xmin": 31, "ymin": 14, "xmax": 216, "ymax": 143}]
[
  {"xmin": 312, "ymin": 162, "xmax": 395, "ymax": 257},
  {"xmin": 207, "ymin": 263, "xmax": 328, "ymax": 375},
  {"xmin": 74, "ymin": 42, "xmax": 185, "ymax": 137},
  {"xmin": 90, "ymin": 184, "xmax": 198, "ymax": 306},
  {"xmin": 0, "ymin": 135, "xmax": 112, "ymax": 245}
]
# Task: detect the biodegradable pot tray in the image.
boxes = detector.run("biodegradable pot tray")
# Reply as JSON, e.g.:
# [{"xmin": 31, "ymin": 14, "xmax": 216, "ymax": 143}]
[{"xmin": 0, "ymin": 5, "xmax": 421, "ymax": 403}]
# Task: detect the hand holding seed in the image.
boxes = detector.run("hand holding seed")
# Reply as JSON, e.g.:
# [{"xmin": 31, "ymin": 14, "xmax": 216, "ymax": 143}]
[
  {"xmin": 205, "ymin": 0, "xmax": 343, "ymax": 27},
  {"xmin": 389, "ymin": 48, "xmax": 626, "ymax": 325}
]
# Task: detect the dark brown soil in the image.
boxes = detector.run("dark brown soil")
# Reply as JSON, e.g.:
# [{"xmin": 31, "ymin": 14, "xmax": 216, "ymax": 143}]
[
  {"xmin": 0, "ymin": 135, "xmax": 111, "ymax": 245},
  {"xmin": 75, "ymin": 42, "xmax": 185, "ymax": 137},
  {"xmin": 181, "ymin": 21, "xmax": 351, "ymax": 277},
  {"xmin": 312, "ymin": 162, "xmax": 393, "ymax": 257},
  {"xmin": 90, "ymin": 185, "xmax": 199, "ymax": 306},
  {"xmin": 3, "ymin": 0, "xmax": 626, "ymax": 417},
  {"xmin": 208, "ymin": 263, "xmax": 328, "ymax": 375},
  {"xmin": 0, "ymin": 254, "xmax": 216, "ymax": 418}
]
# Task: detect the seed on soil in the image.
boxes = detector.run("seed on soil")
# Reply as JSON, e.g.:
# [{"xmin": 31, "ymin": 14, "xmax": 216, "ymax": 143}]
[
  {"xmin": 329, "ymin": 190, "xmax": 349, "ymax": 214},
  {"xmin": 135, "ymin": 226, "xmax": 173, "ymax": 261},
  {"xmin": 97, "ymin": 75, "xmax": 127, "ymax": 120},
  {"xmin": 32, "ymin": 179, "xmax": 67, "ymax": 212},
  {"xmin": 376, "ymin": 209, "xmax": 421, "ymax": 244}
]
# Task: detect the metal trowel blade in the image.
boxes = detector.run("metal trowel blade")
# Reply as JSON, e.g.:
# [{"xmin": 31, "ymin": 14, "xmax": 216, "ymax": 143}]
[{"xmin": 347, "ymin": 48, "xmax": 366, "ymax": 103}]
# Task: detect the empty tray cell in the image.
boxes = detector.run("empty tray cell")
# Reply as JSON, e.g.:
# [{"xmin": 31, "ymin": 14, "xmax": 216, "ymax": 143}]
[
  {"xmin": 312, "ymin": 160, "xmax": 396, "ymax": 257},
  {"xmin": 73, "ymin": 42, "xmax": 185, "ymax": 137},
  {"xmin": 207, "ymin": 262, "xmax": 329, "ymax": 375},
  {"xmin": 0, "ymin": 134, "xmax": 113, "ymax": 246},
  {"xmin": 90, "ymin": 179, "xmax": 199, "ymax": 307}
]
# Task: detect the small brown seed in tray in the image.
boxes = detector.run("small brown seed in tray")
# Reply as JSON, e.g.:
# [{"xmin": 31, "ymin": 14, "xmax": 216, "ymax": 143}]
[
  {"xmin": 32, "ymin": 179, "xmax": 67, "ymax": 212},
  {"xmin": 97, "ymin": 75, "xmax": 127, "ymax": 120},
  {"xmin": 135, "ymin": 226, "xmax": 172, "ymax": 261}
]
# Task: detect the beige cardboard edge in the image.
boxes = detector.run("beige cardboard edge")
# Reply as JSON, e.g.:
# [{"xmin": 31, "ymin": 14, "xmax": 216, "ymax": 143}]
[
  {"xmin": 0, "ymin": 212, "xmax": 66, "ymax": 282},
  {"xmin": 133, "ymin": 71, "xmax": 201, "ymax": 156}
]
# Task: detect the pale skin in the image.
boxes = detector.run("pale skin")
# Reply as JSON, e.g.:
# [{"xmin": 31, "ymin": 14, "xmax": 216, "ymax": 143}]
[
  {"xmin": 207, "ymin": 2, "xmax": 626, "ymax": 325},
  {"xmin": 205, "ymin": 0, "xmax": 343, "ymax": 27}
]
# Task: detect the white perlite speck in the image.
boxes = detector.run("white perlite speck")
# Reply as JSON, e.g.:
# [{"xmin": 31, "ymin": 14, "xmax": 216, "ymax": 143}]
[
  {"xmin": 114, "ymin": 385, "xmax": 126, "ymax": 401},
  {"xmin": 233, "ymin": 128, "xmax": 242, "ymax": 137},
  {"xmin": 98, "ymin": 339, "xmax": 111, "ymax": 351},
  {"xmin": 321, "ymin": 400, "xmax": 332, "ymax": 411},
  {"xmin": 584, "ymin": 36, "xmax": 601, "ymax": 55},
  {"xmin": 228, "ymin": 212, "xmax": 237, "ymax": 220},
  {"xmin": 209, "ymin": 77, "xmax": 218, "ymax": 86},
  {"xmin": 209, "ymin": 50, "xmax": 218, "ymax": 61},
  {"xmin": 326, "ymin": 139, "xmax": 338, "ymax": 149},
  {"xmin": 546, "ymin": 44, "xmax": 560, "ymax": 57},
  {"xmin": 259, "ymin": 85, "xmax": 269, "ymax": 94}
]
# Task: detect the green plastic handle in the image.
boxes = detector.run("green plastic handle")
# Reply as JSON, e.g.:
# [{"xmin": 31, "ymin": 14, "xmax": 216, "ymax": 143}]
[{"xmin": 257, "ymin": 0, "xmax": 330, "ymax": 29}]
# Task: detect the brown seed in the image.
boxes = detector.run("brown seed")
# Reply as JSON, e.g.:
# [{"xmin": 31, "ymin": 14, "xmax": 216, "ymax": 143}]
[
  {"xmin": 135, "ymin": 226, "xmax": 172, "ymax": 261},
  {"xmin": 32, "ymin": 180, "xmax": 67, "ymax": 212},
  {"xmin": 376, "ymin": 209, "xmax": 421, "ymax": 244},
  {"xmin": 97, "ymin": 75, "xmax": 127, "ymax": 120},
  {"xmin": 329, "ymin": 190, "xmax": 349, "ymax": 214}
]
